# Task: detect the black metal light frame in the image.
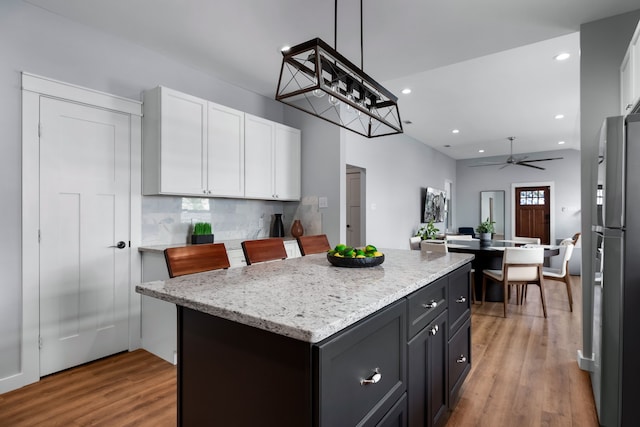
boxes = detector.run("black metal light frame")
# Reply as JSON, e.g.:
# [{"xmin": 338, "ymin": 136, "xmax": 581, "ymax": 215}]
[{"xmin": 275, "ymin": 37, "xmax": 402, "ymax": 138}]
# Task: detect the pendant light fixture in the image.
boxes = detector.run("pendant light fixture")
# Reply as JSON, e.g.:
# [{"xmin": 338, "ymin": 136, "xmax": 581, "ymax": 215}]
[{"xmin": 275, "ymin": 0, "xmax": 403, "ymax": 138}]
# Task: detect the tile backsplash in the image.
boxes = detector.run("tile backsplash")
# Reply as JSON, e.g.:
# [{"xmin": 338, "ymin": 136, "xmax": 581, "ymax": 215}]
[{"xmin": 142, "ymin": 195, "xmax": 322, "ymax": 245}]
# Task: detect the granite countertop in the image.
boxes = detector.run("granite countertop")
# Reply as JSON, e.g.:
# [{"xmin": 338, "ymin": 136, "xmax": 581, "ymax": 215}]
[
  {"xmin": 138, "ymin": 237, "xmax": 298, "ymax": 253},
  {"xmin": 136, "ymin": 249, "xmax": 473, "ymax": 343}
]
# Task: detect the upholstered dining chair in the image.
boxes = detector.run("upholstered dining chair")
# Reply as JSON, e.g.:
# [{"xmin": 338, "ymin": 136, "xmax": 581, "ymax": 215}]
[
  {"xmin": 458, "ymin": 227, "xmax": 476, "ymax": 238},
  {"xmin": 513, "ymin": 236, "xmax": 541, "ymax": 245},
  {"xmin": 445, "ymin": 234, "xmax": 473, "ymax": 240},
  {"xmin": 164, "ymin": 243, "xmax": 230, "ymax": 278},
  {"xmin": 421, "ymin": 240, "xmax": 448, "ymax": 253},
  {"xmin": 542, "ymin": 242, "xmax": 575, "ymax": 311},
  {"xmin": 241, "ymin": 238, "xmax": 287, "ymax": 265},
  {"xmin": 409, "ymin": 236, "xmax": 422, "ymax": 250},
  {"xmin": 297, "ymin": 234, "xmax": 331, "ymax": 255},
  {"xmin": 481, "ymin": 247, "xmax": 546, "ymax": 318}
]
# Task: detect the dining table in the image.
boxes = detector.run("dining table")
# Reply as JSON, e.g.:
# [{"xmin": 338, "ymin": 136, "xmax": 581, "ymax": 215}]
[{"xmin": 446, "ymin": 239, "xmax": 560, "ymax": 302}]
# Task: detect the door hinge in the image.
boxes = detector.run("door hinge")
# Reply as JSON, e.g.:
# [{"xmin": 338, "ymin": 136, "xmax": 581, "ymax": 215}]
[
  {"xmin": 38, "ymin": 336, "xmax": 43, "ymax": 350},
  {"xmin": 38, "ymin": 122, "xmax": 42, "ymax": 138},
  {"xmin": 38, "ymin": 229, "xmax": 41, "ymax": 243}
]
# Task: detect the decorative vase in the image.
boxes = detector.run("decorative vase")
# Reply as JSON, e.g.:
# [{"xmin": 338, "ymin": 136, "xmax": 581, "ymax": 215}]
[
  {"xmin": 479, "ymin": 232, "xmax": 491, "ymax": 242},
  {"xmin": 291, "ymin": 219, "xmax": 304, "ymax": 238},
  {"xmin": 271, "ymin": 213, "xmax": 284, "ymax": 237}
]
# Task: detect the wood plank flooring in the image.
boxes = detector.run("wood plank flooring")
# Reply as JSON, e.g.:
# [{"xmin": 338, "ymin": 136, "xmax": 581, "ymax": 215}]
[
  {"xmin": 447, "ymin": 275, "xmax": 599, "ymax": 426},
  {"xmin": 0, "ymin": 276, "xmax": 597, "ymax": 426}
]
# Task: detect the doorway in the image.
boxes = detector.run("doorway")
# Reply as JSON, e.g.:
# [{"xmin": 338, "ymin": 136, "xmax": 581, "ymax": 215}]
[
  {"xmin": 346, "ymin": 166, "xmax": 365, "ymax": 247},
  {"xmin": 20, "ymin": 73, "xmax": 142, "ymax": 389},
  {"xmin": 514, "ymin": 185, "xmax": 551, "ymax": 244}
]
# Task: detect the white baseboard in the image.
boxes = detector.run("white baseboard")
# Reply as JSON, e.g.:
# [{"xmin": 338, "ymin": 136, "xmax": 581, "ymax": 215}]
[{"xmin": 577, "ymin": 349, "xmax": 595, "ymax": 372}]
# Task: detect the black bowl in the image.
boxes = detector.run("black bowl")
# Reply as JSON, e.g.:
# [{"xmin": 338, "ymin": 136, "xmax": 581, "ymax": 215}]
[{"xmin": 327, "ymin": 253, "xmax": 385, "ymax": 268}]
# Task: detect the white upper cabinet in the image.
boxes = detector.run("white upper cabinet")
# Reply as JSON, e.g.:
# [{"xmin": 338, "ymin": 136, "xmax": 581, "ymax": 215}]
[
  {"xmin": 143, "ymin": 87, "xmax": 207, "ymax": 196},
  {"xmin": 245, "ymin": 114, "xmax": 301, "ymax": 201},
  {"xmin": 207, "ymin": 102, "xmax": 245, "ymax": 197},
  {"xmin": 621, "ymin": 20, "xmax": 640, "ymax": 115},
  {"xmin": 143, "ymin": 87, "xmax": 245, "ymax": 197},
  {"xmin": 143, "ymin": 87, "xmax": 300, "ymax": 200},
  {"xmin": 275, "ymin": 123, "xmax": 301, "ymax": 200}
]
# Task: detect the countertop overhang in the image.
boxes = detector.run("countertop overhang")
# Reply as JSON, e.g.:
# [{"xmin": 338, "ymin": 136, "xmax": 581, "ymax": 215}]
[{"xmin": 136, "ymin": 249, "xmax": 474, "ymax": 343}]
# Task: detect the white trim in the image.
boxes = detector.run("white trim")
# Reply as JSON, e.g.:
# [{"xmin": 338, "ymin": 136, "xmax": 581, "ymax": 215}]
[
  {"xmin": 7, "ymin": 72, "xmax": 142, "ymax": 394},
  {"xmin": 510, "ymin": 181, "xmax": 556, "ymax": 244},
  {"xmin": 21, "ymin": 72, "xmax": 142, "ymax": 117}
]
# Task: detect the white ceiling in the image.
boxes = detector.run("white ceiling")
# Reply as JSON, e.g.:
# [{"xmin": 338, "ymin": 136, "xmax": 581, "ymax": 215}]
[{"xmin": 24, "ymin": 0, "xmax": 639, "ymax": 159}]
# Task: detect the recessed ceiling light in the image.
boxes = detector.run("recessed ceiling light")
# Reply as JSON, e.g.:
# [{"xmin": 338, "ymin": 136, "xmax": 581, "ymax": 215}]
[
  {"xmin": 452, "ymin": 129, "xmax": 460, "ymax": 134},
  {"xmin": 555, "ymin": 114, "xmax": 565, "ymax": 119},
  {"xmin": 478, "ymin": 149, "xmax": 485, "ymax": 153},
  {"xmin": 558, "ymin": 140, "xmax": 566, "ymax": 145},
  {"xmin": 280, "ymin": 45, "xmax": 291, "ymax": 52},
  {"xmin": 554, "ymin": 53, "xmax": 571, "ymax": 61},
  {"xmin": 401, "ymin": 88, "xmax": 412, "ymax": 95}
]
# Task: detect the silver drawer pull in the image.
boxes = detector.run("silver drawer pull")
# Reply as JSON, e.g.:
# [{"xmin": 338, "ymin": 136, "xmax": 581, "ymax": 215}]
[
  {"xmin": 422, "ymin": 300, "xmax": 438, "ymax": 309},
  {"xmin": 429, "ymin": 325, "xmax": 439, "ymax": 336},
  {"xmin": 456, "ymin": 296, "xmax": 466, "ymax": 303},
  {"xmin": 361, "ymin": 369, "xmax": 381, "ymax": 385},
  {"xmin": 456, "ymin": 355, "xmax": 467, "ymax": 364}
]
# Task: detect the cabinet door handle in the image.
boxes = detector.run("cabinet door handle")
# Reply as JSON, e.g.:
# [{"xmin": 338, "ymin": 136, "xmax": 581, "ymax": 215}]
[
  {"xmin": 422, "ymin": 300, "xmax": 437, "ymax": 309},
  {"xmin": 429, "ymin": 324, "xmax": 439, "ymax": 336},
  {"xmin": 456, "ymin": 296, "xmax": 466, "ymax": 303},
  {"xmin": 360, "ymin": 369, "xmax": 381, "ymax": 385},
  {"xmin": 456, "ymin": 355, "xmax": 467, "ymax": 364}
]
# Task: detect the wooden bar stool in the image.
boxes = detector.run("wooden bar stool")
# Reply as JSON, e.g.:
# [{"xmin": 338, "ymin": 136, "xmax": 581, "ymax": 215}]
[
  {"xmin": 296, "ymin": 234, "xmax": 331, "ymax": 255},
  {"xmin": 164, "ymin": 243, "xmax": 230, "ymax": 278},
  {"xmin": 241, "ymin": 238, "xmax": 287, "ymax": 265}
]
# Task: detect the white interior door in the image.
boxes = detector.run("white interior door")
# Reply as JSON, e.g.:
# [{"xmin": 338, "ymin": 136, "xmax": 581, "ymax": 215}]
[
  {"xmin": 346, "ymin": 172, "xmax": 361, "ymax": 247},
  {"xmin": 39, "ymin": 97, "xmax": 131, "ymax": 376}
]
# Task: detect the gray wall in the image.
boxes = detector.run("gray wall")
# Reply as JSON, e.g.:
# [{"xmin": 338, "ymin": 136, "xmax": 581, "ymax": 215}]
[
  {"xmin": 344, "ymin": 132, "xmax": 457, "ymax": 249},
  {"xmin": 0, "ymin": 0, "xmax": 459, "ymax": 385},
  {"xmin": 284, "ymin": 108, "xmax": 343, "ymax": 248},
  {"xmin": 579, "ymin": 10, "xmax": 640, "ymax": 360},
  {"xmin": 456, "ymin": 148, "xmax": 581, "ymax": 242},
  {"xmin": 0, "ymin": 0, "xmax": 290, "ymax": 381}
]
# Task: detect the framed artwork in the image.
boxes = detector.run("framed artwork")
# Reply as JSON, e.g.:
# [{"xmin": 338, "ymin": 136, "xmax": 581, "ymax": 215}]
[{"xmin": 424, "ymin": 187, "xmax": 446, "ymax": 223}]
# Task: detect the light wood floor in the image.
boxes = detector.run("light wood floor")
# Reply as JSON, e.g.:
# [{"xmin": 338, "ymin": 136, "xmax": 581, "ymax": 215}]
[{"xmin": 0, "ymin": 276, "xmax": 597, "ymax": 426}]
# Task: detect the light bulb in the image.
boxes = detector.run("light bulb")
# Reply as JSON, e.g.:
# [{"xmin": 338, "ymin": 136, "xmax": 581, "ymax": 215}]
[
  {"xmin": 312, "ymin": 89, "xmax": 325, "ymax": 98},
  {"xmin": 328, "ymin": 84, "xmax": 340, "ymax": 106}
]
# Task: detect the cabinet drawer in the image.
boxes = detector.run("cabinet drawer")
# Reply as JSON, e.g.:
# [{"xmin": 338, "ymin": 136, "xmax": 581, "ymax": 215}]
[
  {"xmin": 315, "ymin": 300, "xmax": 406, "ymax": 427},
  {"xmin": 448, "ymin": 264, "xmax": 471, "ymax": 335},
  {"xmin": 448, "ymin": 318, "xmax": 471, "ymax": 407},
  {"xmin": 407, "ymin": 276, "xmax": 447, "ymax": 339},
  {"xmin": 376, "ymin": 393, "xmax": 407, "ymax": 427}
]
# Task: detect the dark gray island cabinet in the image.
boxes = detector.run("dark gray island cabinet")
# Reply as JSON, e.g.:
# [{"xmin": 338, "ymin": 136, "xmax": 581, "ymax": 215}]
[{"xmin": 136, "ymin": 250, "xmax": 473, "ymax": 426}]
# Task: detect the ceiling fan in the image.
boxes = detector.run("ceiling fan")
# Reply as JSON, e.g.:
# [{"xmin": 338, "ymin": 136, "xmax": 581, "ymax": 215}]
[{"xmin": 469, "ymin": 136, "xmax": 563, "ymax": 170}]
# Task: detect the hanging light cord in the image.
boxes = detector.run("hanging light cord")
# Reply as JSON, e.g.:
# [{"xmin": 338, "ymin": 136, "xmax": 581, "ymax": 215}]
[
  {"xmin": 334, "ymin": 0, "xmax": 365, "ymax": 71},
  {"xmin": 360, "ymin": 0, "xmax": 363, "ymax": 70}
]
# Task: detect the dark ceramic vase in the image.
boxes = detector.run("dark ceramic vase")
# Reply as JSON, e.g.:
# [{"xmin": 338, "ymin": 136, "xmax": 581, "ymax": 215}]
[{"xmin": 271, "ymin": 213, "xmax": 284, "ymax": 237}]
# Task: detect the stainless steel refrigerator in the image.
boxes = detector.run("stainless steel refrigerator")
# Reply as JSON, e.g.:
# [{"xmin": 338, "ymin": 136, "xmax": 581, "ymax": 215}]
[{"xmin": 591, "ymin": 113, "xmax": 640, "ymax": 427}]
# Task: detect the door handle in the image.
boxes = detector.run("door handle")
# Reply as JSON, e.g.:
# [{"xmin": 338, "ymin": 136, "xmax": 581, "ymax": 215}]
[{"xmin": 110, "ymin": 241, "xmax": 126, "ymax": 249}]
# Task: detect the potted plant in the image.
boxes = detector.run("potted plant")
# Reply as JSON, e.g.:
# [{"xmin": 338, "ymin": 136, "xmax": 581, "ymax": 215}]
[
  {"xmin": 415, "ymin": 219, "xmax": 440, "ymax": 240},
  {"xmin": 476, "ymin": 217, "xmax": 495, "ymax": 242},
  {"xmin": 191, "ymin": 222, "xmax": 214, "ymax": 245}
]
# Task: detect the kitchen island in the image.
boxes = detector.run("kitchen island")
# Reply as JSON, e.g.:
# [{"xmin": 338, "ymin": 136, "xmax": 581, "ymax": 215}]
[{"xmin": 136, "ymin": 249, "xmax": 474, "ymax": 427}]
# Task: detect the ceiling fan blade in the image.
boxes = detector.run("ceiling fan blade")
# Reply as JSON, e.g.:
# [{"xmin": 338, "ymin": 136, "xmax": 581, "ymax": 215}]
[
  {"xmin": 499, "ymin": 163, "xmax": 511, "ymax": 170},
  {"xmin": 520, "ymin": 157, "xmax": 564, "ymax": 163},
  {"xmin": 516, "ymin": 162, "xmax": 546, "ymax": 170},
  {"xmin": 468, "ymin": 162, "xmax": 508, "ymax": 167}
]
